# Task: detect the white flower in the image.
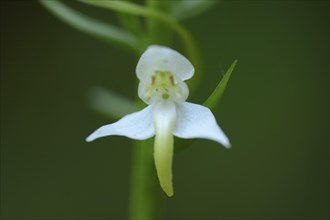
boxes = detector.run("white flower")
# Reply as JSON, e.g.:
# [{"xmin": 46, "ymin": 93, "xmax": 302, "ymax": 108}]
[{"xmin": 86, "ymin": 45, "xmax": 230, "ymax": 197}]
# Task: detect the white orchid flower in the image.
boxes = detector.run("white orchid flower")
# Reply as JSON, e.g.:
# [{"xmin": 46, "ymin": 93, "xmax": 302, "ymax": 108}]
[{"xmin": 86, "ymin": 45, "xmax": 230, "ymax": 197}]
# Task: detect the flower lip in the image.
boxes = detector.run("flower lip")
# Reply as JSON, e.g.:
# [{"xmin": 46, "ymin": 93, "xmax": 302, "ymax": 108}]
[{"xmin": 136, "ymin": 45, "xmax": 194, "ymax": 82}]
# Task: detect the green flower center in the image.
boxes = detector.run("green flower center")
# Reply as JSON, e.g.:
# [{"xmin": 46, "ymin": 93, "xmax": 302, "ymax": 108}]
[{"xmin": 144, "ymin": 71, "xmax": 186, "ymax": 103}]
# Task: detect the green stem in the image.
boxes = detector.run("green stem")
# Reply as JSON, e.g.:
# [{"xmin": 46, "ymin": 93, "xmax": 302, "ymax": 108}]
[
  {"xmin": 129, "ymin": 137, "xmax": 161, "ymax": 220},
  {"xmin": 146, "ymin": 0, "xmax": 172, "ymax": 46}
]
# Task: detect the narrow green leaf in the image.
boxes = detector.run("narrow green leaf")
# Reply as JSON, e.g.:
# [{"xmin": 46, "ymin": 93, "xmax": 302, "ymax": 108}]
[
  {"xmin": 204, "ymin": 60, "xmax": 237, "ymax": 110},
  {"xmin": 88, "ymin": 87, "xmax": 136, "ymax": 119},
  {"xmin": 39, "ymin": 0, "xmax": 139, "ymax": 52},
  {"xmin": 175, "ymin": 60, "xmax": 237, "ymax": 152},
  {"xmin": 171, "ymin": 0, "xmax": 219, "ymax": 21}
]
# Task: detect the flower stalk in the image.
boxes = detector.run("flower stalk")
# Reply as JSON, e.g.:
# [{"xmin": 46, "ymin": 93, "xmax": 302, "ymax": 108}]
[{"xmin": 129, "ymin": 137, "xmax": 161, "ymax": 220}]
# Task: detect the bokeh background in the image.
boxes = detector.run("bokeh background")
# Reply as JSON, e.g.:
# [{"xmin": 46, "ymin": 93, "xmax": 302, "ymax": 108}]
[{"xmin": 1, "ymin": 0, "xmax": 329, "ymax": 219}]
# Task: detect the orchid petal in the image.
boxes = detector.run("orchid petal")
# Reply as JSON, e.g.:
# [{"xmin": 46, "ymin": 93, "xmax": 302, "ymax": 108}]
[
  {"xmin": 152, "ymin": 102, "xmax": 176, "ymax": 197},
  {"xmin": 173, "ymin": 102, "xmax": 231, "ymax": 148},
  {"xmin": 136, "ymin": 45, "xmax": 194, "ymax": 82},
  {"xmin": 86, "ymin": 105, "xmax": 154, "ymax": 142}
]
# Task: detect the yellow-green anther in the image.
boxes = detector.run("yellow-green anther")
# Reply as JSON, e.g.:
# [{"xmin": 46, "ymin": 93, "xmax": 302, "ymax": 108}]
[{"xmin": 143, "ymin": 71, "xmax": 183, "ymax": 104}]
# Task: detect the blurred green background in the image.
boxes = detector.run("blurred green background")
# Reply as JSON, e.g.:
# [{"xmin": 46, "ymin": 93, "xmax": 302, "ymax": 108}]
[{"xmin": 1, "ymin": 0, "xmax": 329, "ymax": 219}]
